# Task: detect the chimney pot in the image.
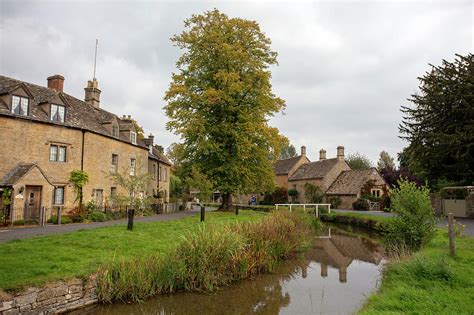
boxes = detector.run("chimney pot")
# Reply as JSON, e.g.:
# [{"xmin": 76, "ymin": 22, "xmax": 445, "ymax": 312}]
[
  {"xmin": 319, "ymin": 148, "xmax": 327, "ymax": 161},
  {"xmin": 47, "ymin": 75, "xmax": 65, "ymax": 92},
  {"xmin": 127, "ymin": 115, "xmax": 131, "ymax": 119},
  {"xmin": 301, "ymin": 146, "xmax": 306, "ymax": 156},
  {"xmin": 337, "ymin": 146, "xmax": 345, "ymax": 160},
  {"xmin": 84, "ymin": 78, "xmax": 101, "ymax": 108}
]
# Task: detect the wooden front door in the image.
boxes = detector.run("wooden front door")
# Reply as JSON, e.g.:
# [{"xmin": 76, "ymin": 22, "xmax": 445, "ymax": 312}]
[{"xmin": 24, "ymin": 186, "xmax": 42, "ymax": 220}]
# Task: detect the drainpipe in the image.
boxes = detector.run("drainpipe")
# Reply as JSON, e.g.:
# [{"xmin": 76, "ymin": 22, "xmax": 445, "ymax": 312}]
[{"xmin": 81, "ymin": 130, "xmax": 85, "ymax": 171}]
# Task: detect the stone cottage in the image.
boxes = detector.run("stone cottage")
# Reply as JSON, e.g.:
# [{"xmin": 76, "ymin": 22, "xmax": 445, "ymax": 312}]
[{"xmin": 0, "ymin": 74, "xmax": 171, "ymax": 222}]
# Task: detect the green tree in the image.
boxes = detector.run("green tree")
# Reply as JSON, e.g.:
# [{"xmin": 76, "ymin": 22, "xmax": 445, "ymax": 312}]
[
  {"xmin": 280, "ymin": 142, "xmax": 297, "ymax": 159},
  {"xmin": 164, "ymin": 9, "xmax": 286, "ymax": 211},
  {"xmin": 69, "ymin": 170, "xmax": 89, "ymax": 206},
  {"xmin": 400, "ymin": 53, "xmax": 474, "ymax": 186},
  {"xmin": 303, "ymin": 183, "xmax": 323, "ymax": 203},
  {"xmin": 377, "ymin": 150, "xmax": 395, "ymax": 171},
  {"xmin": 346, "ymin": 153, "xmax": 372, "ymax": 170}
]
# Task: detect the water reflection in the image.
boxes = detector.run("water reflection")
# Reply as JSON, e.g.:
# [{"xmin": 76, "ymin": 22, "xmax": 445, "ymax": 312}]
[{"xmin": 75, "ymin": 227, "xmax": 385, "ymax": 315}]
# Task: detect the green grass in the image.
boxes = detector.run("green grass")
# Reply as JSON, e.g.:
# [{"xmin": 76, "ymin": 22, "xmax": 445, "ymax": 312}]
[
  {"xmin": 331, "ymin": 211, "xmax": 393, "ymax": 224},
  {"xmin": 360, "ymin": 230, "xmax": 474, "ymax": 314},
  {"xmin": 0, "ymin": 210, "xmax": 265, "ymax": 291}
]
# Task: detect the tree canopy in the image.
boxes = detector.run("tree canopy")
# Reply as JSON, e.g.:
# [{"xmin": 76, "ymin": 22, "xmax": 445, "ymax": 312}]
[
  {"xmin": 280, "ymin": 143, "xmax": 297, "ymax": 159},
  {"xmin": 399, "ymin": 53, "xmax": 474, "ymax": 186},
  {"xmin": 346, "ymin": 152, "xmax": 372, "ymax": 170},
  {"xmin": 377, "ymin": 150, "xmax": 395, "ymax": 171},
  {"xmin": 164, "ymin": 9, "xmax": 286, "ymax": 210}
]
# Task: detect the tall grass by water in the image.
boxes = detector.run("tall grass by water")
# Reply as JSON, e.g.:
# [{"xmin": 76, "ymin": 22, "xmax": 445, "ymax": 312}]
[{"xmin": 97, "ymin": 211, "xmax": 314, "ymax": 303}]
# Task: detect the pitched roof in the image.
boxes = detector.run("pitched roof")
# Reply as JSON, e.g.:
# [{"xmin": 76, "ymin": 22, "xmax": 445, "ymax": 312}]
[
  {"xmin": 326, "ymin": 168, "xmax": 380, "ymax": 195},
  {"xmin": 0, "ymin": 75, "xmax": 147, "ymax": 149},
  {"xmin": 288, "ymin": 158, "xmax": 339, "ymax": 181},
  {"xmin": 274, "ymin": 155, "xmax": 305, "ymax": 175},
  {"xmin": 149, "ymin": 146, "xmax": 173, "ymax": 166},
  {"xmin": 0, "ymin": 163, "xmax": 53, "ymax": 186}
]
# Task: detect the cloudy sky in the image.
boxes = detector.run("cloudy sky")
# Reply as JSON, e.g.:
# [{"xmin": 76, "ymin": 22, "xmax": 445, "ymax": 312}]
[{"xmin": 1, "ymin": 0, "xmax": 472, "ymax": 164}]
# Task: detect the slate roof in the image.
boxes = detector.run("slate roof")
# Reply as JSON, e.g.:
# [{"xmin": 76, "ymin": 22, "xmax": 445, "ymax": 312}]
[
  {"xmin": 0, "ymin": 75, "xmax": 147, "ymax": 149},
  {"xmin": 0, "ymin": 163, "xmax": 52, "ymax": 186},
  {"xmin": 288, "ymin": 158, "xmax": 339, "ymax": 181},
  {"xmin": 274, "ymin": 155, "xmax": 305, "ymax": 175},
  {"xmin": 149, "ymin": 146, "xmax": 173, "ymax": 166},
  {"xmin": 325, "ymin": 168, "xmax": 380, "ymax": 195}
]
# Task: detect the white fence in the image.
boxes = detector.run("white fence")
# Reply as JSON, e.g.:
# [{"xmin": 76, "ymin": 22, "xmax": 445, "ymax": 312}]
[{"xmin": 275, "ymin": 203, "xmax": 331, "ymax": 217}]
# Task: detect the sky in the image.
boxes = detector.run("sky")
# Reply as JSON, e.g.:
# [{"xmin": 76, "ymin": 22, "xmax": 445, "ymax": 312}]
[{"xmin": 1, "ymin": 0, "xmax": 472, "ymax": 164}]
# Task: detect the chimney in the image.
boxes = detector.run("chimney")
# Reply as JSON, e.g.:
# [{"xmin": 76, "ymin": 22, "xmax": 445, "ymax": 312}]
[
  {"xmin": 319, "ymin": 148, "xmax": 327, "ymax": 161},
  {"xmin": 301, "ymin": 146, "xmax": 306, "ymax": 156},
  {"xmin": 148, "ymin": 133, "xmax": 154, "ymax": 145},
  {"xmin": 337, "ymin": 146, "xmax": 345, "ymax": 161},
  {"xmin": 145, "ymin": 134, "xmax": 155, "ymax": 153},
  {"xmin": 84, "ymin": 78, "xmax": 101, "ymax": 108},
  {"xmin": 47, "ymin": 75, "xmax": 65, "ymax": 92}
]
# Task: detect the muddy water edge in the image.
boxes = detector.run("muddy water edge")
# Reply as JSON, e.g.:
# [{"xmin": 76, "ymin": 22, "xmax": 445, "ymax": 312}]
[{"xmin": 72, "ymin": 225, "xmax": 386, "ymax": 315}]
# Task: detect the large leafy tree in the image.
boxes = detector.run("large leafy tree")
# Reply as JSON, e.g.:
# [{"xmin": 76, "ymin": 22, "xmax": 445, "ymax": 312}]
[
  {"xmin": 164, "ymin": 9, "xmax": 286, "ymax": 210},
  {"xmin": 346, "ymin": 152, "xmax": 372, "ymax": 170},
  {"xmin": 377, "ymin": 150, "xmax": 395, "ymax": 171},
  {"xmin": 279, "ymin": 143, "xmax": 297, "ymax": 159},
  {"xmin": 400, "ymin": 54, "xmax": 474, "ymax": 186}
]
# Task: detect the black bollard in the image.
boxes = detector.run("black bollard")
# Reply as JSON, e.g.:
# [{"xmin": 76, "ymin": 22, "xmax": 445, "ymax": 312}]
[
  {"xmin": 200, "ymin": 205, "xmax": 205, "ymax": 222},
  {"xmin": 127, "ymin": 209, "xmax": 135, "ymax": 231}
]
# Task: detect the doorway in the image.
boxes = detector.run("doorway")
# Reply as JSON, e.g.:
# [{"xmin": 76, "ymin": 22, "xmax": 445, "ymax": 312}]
[{"xmin": 24, "ymin": 186, "xmax": 42, "ymax": 220}]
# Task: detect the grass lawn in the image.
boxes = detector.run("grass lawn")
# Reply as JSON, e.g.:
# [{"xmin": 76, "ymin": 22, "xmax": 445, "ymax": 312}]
[
  {"xmin": 360, "ymin": 230, "xmax": 474, "ymax": 314},
  {"xmin": 331, "ymin": 211, "xmax": 393, "ymax": 224},
  {"xmin": 0, "ymin": 210, "xmax": 266, "ymax": 291}
]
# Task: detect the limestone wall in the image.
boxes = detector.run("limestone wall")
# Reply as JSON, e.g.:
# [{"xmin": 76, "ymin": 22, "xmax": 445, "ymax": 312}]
[{"xmin": 0, "ymin": 276, "xmax": 97, "ymax": 315}]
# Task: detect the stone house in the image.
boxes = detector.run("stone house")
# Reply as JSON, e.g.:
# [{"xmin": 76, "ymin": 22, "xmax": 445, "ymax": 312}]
[
  {"xmin": 0, "ymin": 74, "xmax": 171, "ymax": 222},
  {"xmin": 275, "ymin": 146, "xmax": 389, "ymax": 209}
]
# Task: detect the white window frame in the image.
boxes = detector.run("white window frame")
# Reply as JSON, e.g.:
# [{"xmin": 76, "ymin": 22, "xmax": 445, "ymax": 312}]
[
  {"xmin": 130, "ymin": 158, "xmax": 136, "ymax": 176},
  {"xmin": 11, "ymin": 95, "xmax": 29, "ymax": 116},
  {"xmin": 130, "ymin": 131, "xmax": 137, "ymax": 145},
  {"xmin": 112, "ymin": 124, "xmax": 119, "ymax": 138},
  {"xmin": 111, "ymin": 154, "xmax": 118, "ymax": 172},
  {"xmin": 50, "ymin": 104, "xmax": 66, "ymax": 123},
  {"xmin": 53, "ymin": 187, "xmax": 65, "ymax": 205},
  {"xmin": 50, "ymin": 145, "xmax": 67, "ymax": 162},
  {"xmin": 371, "ymin": 189, "xmax": 381, "ymax": 198}
]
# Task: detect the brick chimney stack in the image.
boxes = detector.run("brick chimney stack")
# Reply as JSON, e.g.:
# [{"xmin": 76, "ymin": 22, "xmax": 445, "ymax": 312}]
[
  {"xmin": 84, "ymin": 78, "xmax": 101, "ymax": 108},
  {"xmin": 301, "ymin": 146, "xmax": 306, "ymax": 156},
  {"xmin": 337, "ymin": 146, "xmax": 345, "ymax": 161},
  {"xmin": 47, "ymin": 75, "xmax": 65, "ymax": 92},
  {"xmin": 319, "ymin": 148, "xmax": 327, "ymax": 161}
]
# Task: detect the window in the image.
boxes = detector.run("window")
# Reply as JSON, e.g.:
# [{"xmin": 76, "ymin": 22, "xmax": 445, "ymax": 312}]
[
  {"xmin": 371, "ymin": 189, "xmax": 381, "ymax": 198},
  {"xmin": 111, "ymin": 187, "xmax": 117, "ymax": 197},
  {"xmin": 159, "ymin": 166, "xmax": 163, "ymax": 181},
  {"xmin": 11, "ymin": 95, "xmax": 29, "ymax": 116},
  {"xmin": 50, "ymin": 104, "xmax": 65, "ymax": 123},
  {"xmin": 130, "ymin": 131, "xmax": 137, "ymax": 145},
  {"xmin": 53, "ymin": 187, "xmax": 65, "ymax": 205},
  {"xmin": 93, "ymin": 189, "xmax": 103, "ymax": 207},
  {"xmin": 163, "ymin": 168, "xmax": 168, "ymax": 181},
  {"xmin": 111, "ymin": 154, "xmax": 118, "ymax": 172},
  {"xmin": 112, "ymin": 124, "xmax": 119, "ymax": 138},
  {"xmin": 50, "ymin": 145, "xmax": 67, "ymax": 162},
  {"xmin": 152, "ymin": 163, "xmax": 156, "ymax": 179},
  {"xmin": 130, "ymin": 158, "xmax": 136, "ymax": 176}
]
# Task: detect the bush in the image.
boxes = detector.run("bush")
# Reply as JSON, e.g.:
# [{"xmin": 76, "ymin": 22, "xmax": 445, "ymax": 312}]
[
  {"xmin": 88, "ymin": 211, "xmax": 108, "ymax": 222},
  {"xmin": 288, "ymin": 189, "xmax": 298, "ymax": 197},
  {"xmin": 261, "ymin": 187, "xmax": 288, "ymax": 205},
  {"xmin": 328, "ymin": 197, "xmax": 342, "ymax": 209},
  {"xmin": 47, "ymin": 216, "xmax": 73, "ymax": 224},
  {"xmin": 385, "ymin": 179, "xmax": 436, "ymax": 252},
  {"xmin": 304, "ymin": 183, "xmax": 324, "ymax": 203},
  {"xmin": 352, "ymin": 198, "xmax": 369, "ymax": 210},
  {"xmin": 13, "ymin": 220, "xmax": 25, "ymax": 226}
]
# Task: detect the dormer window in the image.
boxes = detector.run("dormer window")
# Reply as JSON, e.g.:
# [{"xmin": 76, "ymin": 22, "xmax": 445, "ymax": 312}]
[
  {"xmin": 50, "ymin": 104, "xmax": 65, "ymax": 123},
  {"xmin": 130, "ymin": 131, "xmax": 137, "ymax": 145},
  {"xmin": 11, "ymin": 95, "xmax": 29, "ymax": 116},
  {"xmin": 112, "ymin": 124, "xmax": 119, "ymax": 138}
]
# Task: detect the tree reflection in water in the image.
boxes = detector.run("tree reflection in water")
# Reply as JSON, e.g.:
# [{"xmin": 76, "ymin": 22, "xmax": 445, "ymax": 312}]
[{"xmin": 75, "ymin": 227, "xmax": 385, "ymax": 315}]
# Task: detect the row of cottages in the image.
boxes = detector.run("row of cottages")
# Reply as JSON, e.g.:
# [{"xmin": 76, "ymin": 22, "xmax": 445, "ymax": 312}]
[
  {"xmin": 274, "ymin": 145, "xmax": 389, "ymax": 209},
  {"xmin": 0, "ymin": 74, "xmax": 172, "ymax": 221}
]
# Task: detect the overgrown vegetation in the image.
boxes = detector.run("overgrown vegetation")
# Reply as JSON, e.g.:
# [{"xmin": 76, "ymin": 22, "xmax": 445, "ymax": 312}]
[
  {"xmin": 96, "ymin": 211, "xmax": 313, "ymax": 303},
  {"xmin": 360, "ymin": 232, "xmax": 474, "ymax": 314},
  {"xmin": 303, "ymin": 183, "xmax": 324, "ymax": 203},
  {"xmin": 384, "ymin": 179, "xmax": 436, "ymax": 251},
  {"xmin": 69, "ymin": 170, "xmax": 89, "ymax": 206}
]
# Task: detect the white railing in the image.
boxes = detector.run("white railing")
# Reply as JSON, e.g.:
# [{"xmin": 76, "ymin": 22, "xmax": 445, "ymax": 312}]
[{"xmin": 275, "ymin": 203, "xmax": 331, "ymax": 217}]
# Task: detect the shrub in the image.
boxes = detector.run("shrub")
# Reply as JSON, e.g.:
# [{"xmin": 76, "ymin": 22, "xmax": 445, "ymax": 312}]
[
  {"xmin": 352, "ymin": 198, "xmax": 369, "ymax": 210},
  {"xmin": 304, "ymin": 183, "xmax": 324, "ymax": 203},
  {"xmin": 47, "ymin": 216, "xmax": 73, "ymax": 224},
  {"xmin": 261, "ymin": 187, "xmax": 288, "ymax": 205},
  {"xmin": 384, "ymin": 179, "xmax": 436, "ymax": 252},
  {"xmin": 13, "ymin": 220, "xmax": 25, "ymax": 226},
  {"xmin": 88, "ymin": 211, "xmax": 108, "ymax": 222},
  {"xmin": 288, "ymin": 189, "xmax": 298, "ymax": 197},
  {"xmin": 328, "ymin": 197, "xmax": 342, "ymax": 209}
]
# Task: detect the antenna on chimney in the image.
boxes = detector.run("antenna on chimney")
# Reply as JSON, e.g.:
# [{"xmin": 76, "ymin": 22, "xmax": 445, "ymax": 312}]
[{"xmin": 93, "ymin": 39, "xmax": 98, "ymax": 80}]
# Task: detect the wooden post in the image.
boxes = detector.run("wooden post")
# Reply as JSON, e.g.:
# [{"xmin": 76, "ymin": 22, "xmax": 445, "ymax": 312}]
[
  {"xmin": 200, "ymin": 205, "xmax": 205, "ymax": 222},
  {"xmin": 276, "ymin": 204, "xmax": 279, "ymax": 211},
  {"xmin": 127, "ymin": 209, "xmax": 135, "ymax": 231},
  {"xmin": 303, "ymin": 204, "xmax": 306, "ymax": 214},
  {"xmin": 57, "ymin": 206, "xmax": 62, "ymax": 225},
  {"xmin": 448, "ymin": 213, "xmax": 455, "ymax": 257}
]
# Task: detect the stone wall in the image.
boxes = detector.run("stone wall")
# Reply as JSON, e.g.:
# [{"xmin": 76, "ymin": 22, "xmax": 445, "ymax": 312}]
[
  {"xmin": 466, "ymin": 194, "xmax": 474, "ymax": 218},
  {"xmin": 0, "ymin": 276, "xmax": 97, "ymax": 315}
]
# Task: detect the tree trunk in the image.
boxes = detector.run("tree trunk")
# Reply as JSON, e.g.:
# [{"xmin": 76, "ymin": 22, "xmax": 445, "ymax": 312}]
[{"xmin": 218, "ymin": 193, "xmax": 233, "ymax": 211}]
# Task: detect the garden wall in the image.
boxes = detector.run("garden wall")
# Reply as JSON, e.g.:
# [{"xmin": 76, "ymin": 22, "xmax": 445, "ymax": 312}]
[{"xmin": 0, "ymin": 275, "xmax": 97, "ymax": 314}]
